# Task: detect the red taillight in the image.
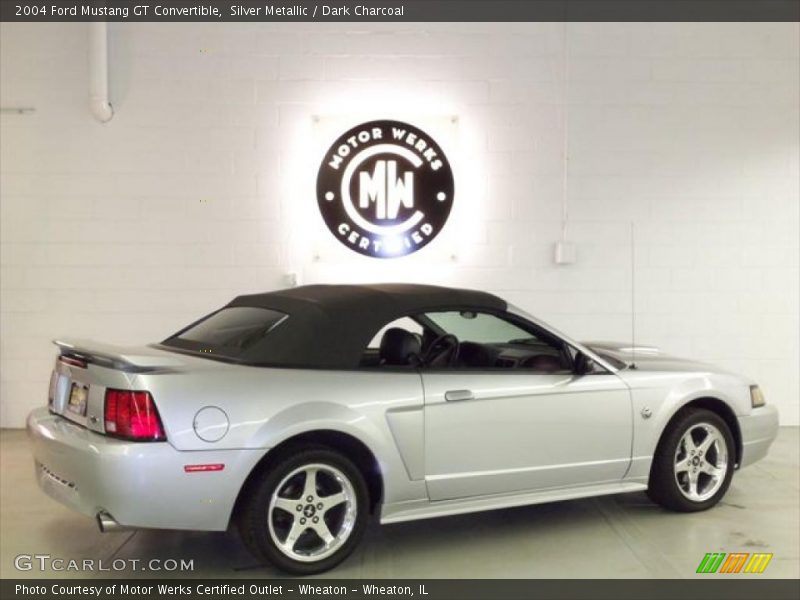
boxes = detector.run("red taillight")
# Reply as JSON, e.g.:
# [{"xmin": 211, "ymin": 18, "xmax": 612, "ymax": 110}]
[{"xmin": 104, "ymin": 390, "xmax": 166, "ymax": 441}]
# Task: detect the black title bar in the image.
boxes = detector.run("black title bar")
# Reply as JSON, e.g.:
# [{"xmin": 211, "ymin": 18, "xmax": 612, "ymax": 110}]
[
  {"xmin": 3, "ymin": 579, "xmax": 800, "ymax": 600},
  {"xmin": 1, "ymin": 0, "xmax": 799, "ymax": 22}
]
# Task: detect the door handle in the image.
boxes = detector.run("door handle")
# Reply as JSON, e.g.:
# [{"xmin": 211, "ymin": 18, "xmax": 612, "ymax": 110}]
[{"xmin": 445, "ymin": 389, "xmax": 475, "ymax": 402}]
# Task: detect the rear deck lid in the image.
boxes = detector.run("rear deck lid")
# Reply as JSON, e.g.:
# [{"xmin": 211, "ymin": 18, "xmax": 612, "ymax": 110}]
[{"xmin": 48, "ymin": 338, "xmax": 187, "ymax": 433}]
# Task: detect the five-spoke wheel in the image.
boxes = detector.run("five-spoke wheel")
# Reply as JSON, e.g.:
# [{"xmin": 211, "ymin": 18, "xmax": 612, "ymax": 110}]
[
  {"xmin": 268, "ymin": 464, "xmax": 357, "ymax": 562},
  {"xmin": 673, "ymin": 423, "xmax": 728, "ymax": 502},
  {"xmin": 238, "ymin": 447, "xmax": 368, "ymax": 574},
  {"xmin": 648, "ymin": 408, "xmax": 735, "ymax": 512}
]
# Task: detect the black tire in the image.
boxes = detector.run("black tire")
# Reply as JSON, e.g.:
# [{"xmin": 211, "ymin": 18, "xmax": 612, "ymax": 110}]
[
  {"xmin": 237, "ymin": 446, "xmax": 369, "ymax": 575},
  {"xmin": 648, "ymin": 408, "xmax": 735, "ymax": 512}
]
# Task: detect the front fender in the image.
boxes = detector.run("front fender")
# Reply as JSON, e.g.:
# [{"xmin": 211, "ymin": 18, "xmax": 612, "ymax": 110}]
[{"xmin": 623, "ymin": 371, "xmax": 751, "ymax": 482}]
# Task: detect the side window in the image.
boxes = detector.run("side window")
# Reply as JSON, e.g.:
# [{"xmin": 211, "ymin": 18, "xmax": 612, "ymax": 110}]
[
  {"xmin": 360, "ymin": 317, "xmax": 425, "ymax": 368},
  {"xmin": 425, "ymin": 311, "xmax": 531, "ymax": 344},
  {"xmin": 368, "ymin": 317, "xmax": 423, "ymax": 348},
  {"xmin": 421, "ymin": 310, "xmax": 570, "ymax": 372}
]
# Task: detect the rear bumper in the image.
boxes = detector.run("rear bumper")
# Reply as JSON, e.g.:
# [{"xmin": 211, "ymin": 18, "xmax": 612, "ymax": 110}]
[
  {"xmin": 738, "ymin": 404, "xmax": 779, "ymax": 468},
  {"xmin": 26, "ymin": 408, "xmax": 264, "ymax": 531}
]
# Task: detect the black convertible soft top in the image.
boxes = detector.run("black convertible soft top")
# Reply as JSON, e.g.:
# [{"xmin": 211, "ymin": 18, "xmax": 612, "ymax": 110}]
[{"xmin": 220, "ymin": 283, "xmax": 506, "ymax": 368}]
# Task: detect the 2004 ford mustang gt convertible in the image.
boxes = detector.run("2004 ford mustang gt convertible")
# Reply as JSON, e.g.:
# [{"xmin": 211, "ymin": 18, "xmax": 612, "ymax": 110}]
[{"xmin": 28, "ymin": 284, "xmax": 779, "ymax": 573}]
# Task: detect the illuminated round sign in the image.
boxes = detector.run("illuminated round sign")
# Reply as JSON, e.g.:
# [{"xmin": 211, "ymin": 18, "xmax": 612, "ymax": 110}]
[{"xmin": 316, "ymin": 120, "xmax": 454, "ymax": 258}]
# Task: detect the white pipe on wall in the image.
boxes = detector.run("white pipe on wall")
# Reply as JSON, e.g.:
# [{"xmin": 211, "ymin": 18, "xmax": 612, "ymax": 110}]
[{"xmin": 89, "ymin": 22, "xmax": 113, "ymax": 123}]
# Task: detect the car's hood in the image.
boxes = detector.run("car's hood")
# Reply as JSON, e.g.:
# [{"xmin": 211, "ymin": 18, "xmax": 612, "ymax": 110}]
[{"xmin": 582, "ymin": 341, "xmax": 725, "ymax": 373}]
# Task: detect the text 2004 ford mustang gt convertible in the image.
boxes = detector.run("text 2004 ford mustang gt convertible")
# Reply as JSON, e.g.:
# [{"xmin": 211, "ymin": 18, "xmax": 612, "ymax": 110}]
[{"xmin": 28, "ymin": 284, "xmax": 779, "ymax": 573}]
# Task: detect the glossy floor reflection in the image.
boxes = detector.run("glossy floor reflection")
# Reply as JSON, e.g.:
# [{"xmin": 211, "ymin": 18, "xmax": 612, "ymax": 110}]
[{"xmin": 1, "ymin": 428, "xmax": 797, "ymax": 579}]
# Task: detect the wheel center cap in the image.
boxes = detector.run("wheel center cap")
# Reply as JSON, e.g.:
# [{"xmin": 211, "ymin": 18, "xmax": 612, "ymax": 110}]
[
  {"xmin": 303, "ymin": 504, "xmax": 316, "ymax": 518},
  {"xmin": 692, "ymin": 456, "xmax": 700, "ymax": 466}
]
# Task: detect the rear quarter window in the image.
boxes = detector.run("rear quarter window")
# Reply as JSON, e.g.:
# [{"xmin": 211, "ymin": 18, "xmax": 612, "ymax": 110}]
[{"xmin": 163, "ymin": 307, "xmax": 287, "ymax": 359}]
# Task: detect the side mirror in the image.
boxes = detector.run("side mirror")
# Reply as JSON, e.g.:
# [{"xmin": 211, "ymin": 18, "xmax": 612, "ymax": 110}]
[{"xmin": 574, "ymin": 352, "xmax": 592, "ymax": 375}]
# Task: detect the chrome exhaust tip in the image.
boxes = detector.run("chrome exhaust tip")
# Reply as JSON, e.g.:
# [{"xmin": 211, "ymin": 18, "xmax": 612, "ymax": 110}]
[{"xmin": 96, "ymin": 511, "xmax": 132, "ymax": 532}]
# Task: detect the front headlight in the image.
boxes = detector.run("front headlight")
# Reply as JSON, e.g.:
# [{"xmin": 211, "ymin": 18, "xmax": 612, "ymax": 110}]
[{"xmin": 750, "ymin": 385, "xmax": 766, "ymax": 408}]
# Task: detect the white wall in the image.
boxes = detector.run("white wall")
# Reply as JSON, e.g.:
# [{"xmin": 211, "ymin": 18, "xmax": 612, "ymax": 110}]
[{"xmin": 1, "ymin": 22, "xmax": 798, "ymax": 427}]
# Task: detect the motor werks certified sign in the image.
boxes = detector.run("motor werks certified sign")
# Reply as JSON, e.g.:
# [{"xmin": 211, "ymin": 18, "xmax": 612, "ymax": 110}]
[{"xmin": 316, "ymin": 120, "xmax": 454, "ymax": 258}]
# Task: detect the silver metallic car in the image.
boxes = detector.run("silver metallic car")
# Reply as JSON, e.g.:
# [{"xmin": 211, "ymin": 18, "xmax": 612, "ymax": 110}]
[{"xmin": 28, "ymin": 284, "xmax": 779, "ymax": 573}]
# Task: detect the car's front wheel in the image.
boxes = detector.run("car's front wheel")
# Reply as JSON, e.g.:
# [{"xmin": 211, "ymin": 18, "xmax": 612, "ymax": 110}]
[
  {"xmin": 648, "ymin": 408, "xmax": 735, "ymax": 512},
  {"xmin": 238, "ymin": 447, "xmax": 369, "ymax": 574}
]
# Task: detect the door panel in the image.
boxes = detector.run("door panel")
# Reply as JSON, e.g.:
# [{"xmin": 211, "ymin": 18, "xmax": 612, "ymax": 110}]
[{"xmin": 422, "ymin": 372, "xmax": 632, "ymax": 501}]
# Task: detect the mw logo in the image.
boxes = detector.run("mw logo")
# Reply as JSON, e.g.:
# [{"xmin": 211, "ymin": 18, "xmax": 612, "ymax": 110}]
[
  {"xmin": 359, "ymin": 160, "xmax": 414, "ymax": 220},
  {"xmin": 696, "ymin": 552, "xmax": 773, "ymax": 574}
]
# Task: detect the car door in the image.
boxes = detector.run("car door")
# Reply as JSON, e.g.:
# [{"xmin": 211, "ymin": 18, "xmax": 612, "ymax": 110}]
[{"xmin": 420, "ymin": 311, "xmax": 633, "ymax": 501}]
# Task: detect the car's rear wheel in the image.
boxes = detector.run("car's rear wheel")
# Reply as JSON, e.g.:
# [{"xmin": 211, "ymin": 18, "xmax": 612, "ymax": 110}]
[
  {"xmin": 238, "ymin": 447, "xmax": 369, "ymax": 574},
  {"xmin": 647, "ymin": 408, "xmax": 735, "ymax": 512}
]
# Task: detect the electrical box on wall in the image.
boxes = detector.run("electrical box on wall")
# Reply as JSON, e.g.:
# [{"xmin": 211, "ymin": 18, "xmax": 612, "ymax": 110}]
[{"xmin": 554, "ymin": 241, "xmax": 576, "ymax": 265}]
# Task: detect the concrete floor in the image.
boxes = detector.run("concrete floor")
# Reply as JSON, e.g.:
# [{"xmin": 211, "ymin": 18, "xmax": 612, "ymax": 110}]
[{"xmin": 1, "ymin": 428, "xmax": 798, "ymax": 579}]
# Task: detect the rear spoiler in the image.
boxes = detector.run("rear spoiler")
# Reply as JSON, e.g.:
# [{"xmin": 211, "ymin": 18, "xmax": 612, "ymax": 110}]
[{"xmin": 54, "ymin": 338, "xmax": 185, "ymax": 373}]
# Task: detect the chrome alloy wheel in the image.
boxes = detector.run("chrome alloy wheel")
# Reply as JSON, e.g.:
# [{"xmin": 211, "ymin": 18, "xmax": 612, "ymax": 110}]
[
  {"xmin": 674, "ymin": 422, "xmax": 728, "ymax": 502},
  {"xmin": 267, "ymin": 463, "xmax": 357, "ymax": 563}
]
